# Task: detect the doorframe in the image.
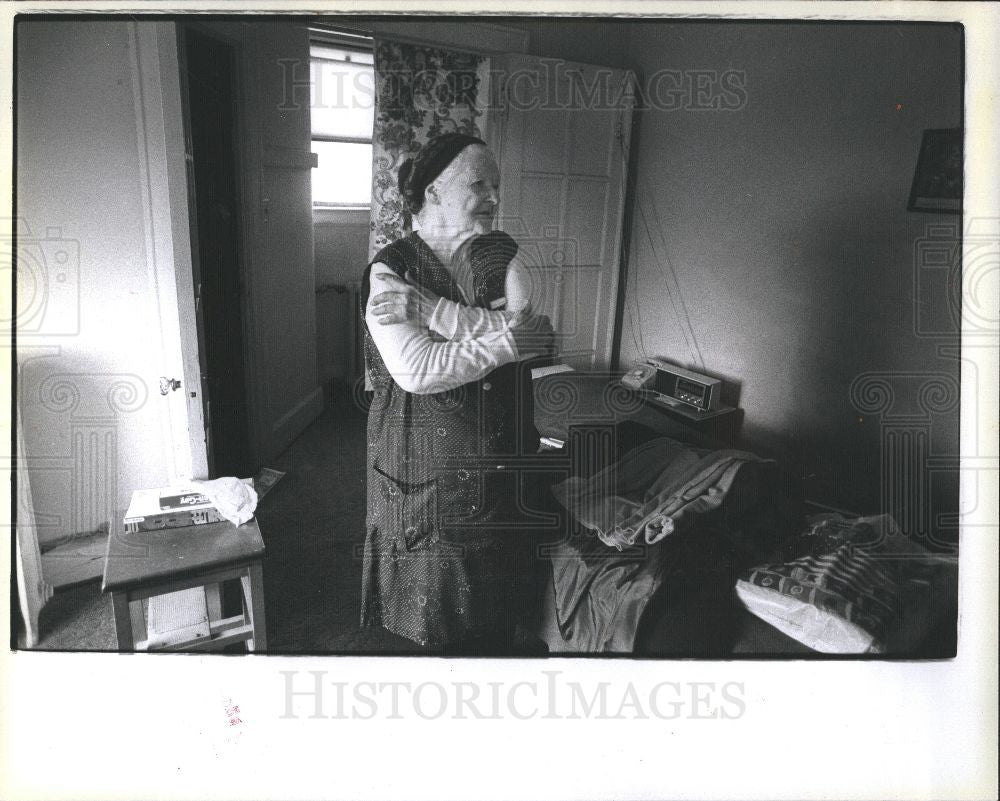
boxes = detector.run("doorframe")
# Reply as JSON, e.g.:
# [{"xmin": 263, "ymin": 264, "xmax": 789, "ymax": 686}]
[
  {"xmin": 175, "ymin": 20, "xmax": 261, "ymax": 477},
  {"xmin": 231, "ymin": 21, "xmax": 265, "ymax": 474}
]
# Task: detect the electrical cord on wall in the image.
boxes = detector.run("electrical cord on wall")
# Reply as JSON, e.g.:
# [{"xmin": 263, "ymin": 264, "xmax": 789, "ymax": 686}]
[
  {"xmin": 613, "ymin": 110, "xmax": 647, "ymax": 362},
  {"xmin": 614, "ymin": 108, "xmax": 706, "ymax": 373},
  {"xmin": 634, "ymin": 183, "xmax": 706, "ymax": 372}
]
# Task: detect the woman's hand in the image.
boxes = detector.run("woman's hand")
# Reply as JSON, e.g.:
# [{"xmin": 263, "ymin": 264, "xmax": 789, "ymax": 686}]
[{"xmin": 369, "ymin": 271, "xmax": 443, "ymax": 327}]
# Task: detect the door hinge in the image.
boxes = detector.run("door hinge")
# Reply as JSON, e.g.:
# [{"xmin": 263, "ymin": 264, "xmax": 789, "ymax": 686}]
[{"xmin": 499, "ymin": 81, "xmax": 509, "ymax": 122}]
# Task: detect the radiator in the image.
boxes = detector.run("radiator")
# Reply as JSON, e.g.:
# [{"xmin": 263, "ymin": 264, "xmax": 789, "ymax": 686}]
[
  {"xmin": 346, "ymin": 280, "xmax": 363, "ymax": 385},
  {"xmin": 315, "ymin": 281, "xmax": 364, "ymax": 386}
]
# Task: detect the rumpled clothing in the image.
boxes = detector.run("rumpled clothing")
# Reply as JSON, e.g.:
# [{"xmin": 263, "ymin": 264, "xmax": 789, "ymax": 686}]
[
  {"xmin": 546, "ymin": 437, "xmax": 769, "ymax": 652},
  {"xmin": 551, "ymin": 438, "xmax": 763, "ymax": 550},
  {"xmin": 191, "ymin": 477, "xmax": 258, "ymax": 526}
]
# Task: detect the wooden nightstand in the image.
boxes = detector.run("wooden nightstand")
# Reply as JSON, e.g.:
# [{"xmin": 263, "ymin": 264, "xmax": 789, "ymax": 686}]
[
  {"xmin": 628, "ymin": 388, "xmax": 744, "ymax": 446},
  {"xmin": 533, "ymin": 369, "xmax": 744, "ymax": 452}
]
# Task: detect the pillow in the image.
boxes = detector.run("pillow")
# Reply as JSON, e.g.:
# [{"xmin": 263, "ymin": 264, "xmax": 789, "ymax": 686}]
[{"xmin": 735, "ymin": 514, "xmax": 957, "ymax": 654}]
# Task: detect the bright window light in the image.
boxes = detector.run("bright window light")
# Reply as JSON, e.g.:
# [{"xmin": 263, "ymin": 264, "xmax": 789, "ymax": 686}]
[
  {"xmin": 312, "ymin": 141, "xmax": 373, "ymax": 206},
  {"xmin": 310, "ymin": 40, "xmax": 374, "ymax": 208}
]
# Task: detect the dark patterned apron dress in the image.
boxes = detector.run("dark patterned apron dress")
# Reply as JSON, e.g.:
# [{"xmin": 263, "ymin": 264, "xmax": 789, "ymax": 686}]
[{"xmin": 360, "ymin": 231, "xmax": 541, "ymax": 647}]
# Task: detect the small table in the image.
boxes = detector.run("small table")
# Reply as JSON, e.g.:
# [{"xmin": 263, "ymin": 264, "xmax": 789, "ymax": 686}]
[
  {"xmin": 632, "ymin": 388, "xmax": 743, "ymax": 445},
  {"xmin": 533, "ymin": 370, "xmax": 743, "ymax": 450},
  {"xmin": 102, "ymin": 518, "xmax": 267, "ymax": 652}
]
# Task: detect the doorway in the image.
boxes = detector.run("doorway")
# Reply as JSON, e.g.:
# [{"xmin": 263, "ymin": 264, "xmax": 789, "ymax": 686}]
[{"xmin": 179, "ymin": 25, "xmax": 250, "ymax": 478}]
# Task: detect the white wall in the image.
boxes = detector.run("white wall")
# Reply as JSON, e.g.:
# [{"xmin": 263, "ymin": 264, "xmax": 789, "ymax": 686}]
[{"xmin": 17, "ymin": 21, "xmax": 172, "ymax": 545}]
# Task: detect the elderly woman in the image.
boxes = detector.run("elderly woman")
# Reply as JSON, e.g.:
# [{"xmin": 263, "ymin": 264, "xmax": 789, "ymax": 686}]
[{"xmin": 360, "ymin": 133, "xmax": 555, "ymax": 652}]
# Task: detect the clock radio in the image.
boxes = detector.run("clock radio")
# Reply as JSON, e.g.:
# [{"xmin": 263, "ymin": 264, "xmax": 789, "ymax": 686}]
[{"xmin": 621, "ymin": 359, "xmax": 722, "ymax": 412}]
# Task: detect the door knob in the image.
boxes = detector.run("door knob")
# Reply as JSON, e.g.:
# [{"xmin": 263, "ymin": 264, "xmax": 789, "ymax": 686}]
[{"xmin": 159, "ymin": 377, "xmax": 182, "ymax": 395}]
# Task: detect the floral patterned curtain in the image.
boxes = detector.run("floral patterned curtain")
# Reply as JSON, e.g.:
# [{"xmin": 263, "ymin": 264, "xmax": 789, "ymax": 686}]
[{"xmin": 368, "ymin": 40, "xmax": 492, "ymax": 259}]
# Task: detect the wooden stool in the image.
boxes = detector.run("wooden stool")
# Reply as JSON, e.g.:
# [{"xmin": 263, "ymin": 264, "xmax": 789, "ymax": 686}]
[{"xmin": 102, "ymin": 518, "xmax": 267, "ymax": 652}]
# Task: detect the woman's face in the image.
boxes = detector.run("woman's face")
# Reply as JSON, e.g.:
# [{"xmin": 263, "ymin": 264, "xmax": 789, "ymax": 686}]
[{"xmin": 425, "ymin": 145, "xmax": 500, "ymax": 237}]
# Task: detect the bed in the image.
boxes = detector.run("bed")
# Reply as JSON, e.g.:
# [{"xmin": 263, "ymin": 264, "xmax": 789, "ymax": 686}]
[{"xmin": 528, "ymin": 369, "xmax": 957, "ymax": 657}]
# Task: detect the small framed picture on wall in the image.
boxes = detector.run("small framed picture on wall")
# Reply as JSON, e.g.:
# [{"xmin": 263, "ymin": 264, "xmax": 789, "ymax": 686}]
[{"xmin": 908, "ymin": 127, "xmax": 963, "ymax": 213}]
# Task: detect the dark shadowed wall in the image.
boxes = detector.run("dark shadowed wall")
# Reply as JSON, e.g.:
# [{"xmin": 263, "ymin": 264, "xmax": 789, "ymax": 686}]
[
  {"xmin": 526, "ymin": 18, "xmax": 633, "ymax": 68},
  {"xmin": 617, "ymin": 21, "xmax": 963, "ymax": 541}
]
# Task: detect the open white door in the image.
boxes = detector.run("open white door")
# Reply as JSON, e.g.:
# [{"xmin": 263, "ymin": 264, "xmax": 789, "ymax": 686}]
[
  {"xmin": 493, "ymin": 54, "xmax": 634, "ymax": 370},
  {"xmin": 133, "ymin": 22, "xmax": 209, "ymax": 483}
]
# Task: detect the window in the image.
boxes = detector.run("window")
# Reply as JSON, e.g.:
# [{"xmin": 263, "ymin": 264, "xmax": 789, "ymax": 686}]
[{"xmin": 310, "ymin": 34, "xmax": 375, "ymax": 208}]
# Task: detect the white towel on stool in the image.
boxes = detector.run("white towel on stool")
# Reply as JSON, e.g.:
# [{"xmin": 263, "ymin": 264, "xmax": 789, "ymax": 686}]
[{"xmin": 192, "ymin": 477, "xmax": 258, "ymax": 526}]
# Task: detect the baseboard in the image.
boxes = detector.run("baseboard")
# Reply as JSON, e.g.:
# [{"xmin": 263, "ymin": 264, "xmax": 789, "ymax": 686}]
[{"xmin": 266, "ymin": 386, "xmax": 324, "ymax": 462}]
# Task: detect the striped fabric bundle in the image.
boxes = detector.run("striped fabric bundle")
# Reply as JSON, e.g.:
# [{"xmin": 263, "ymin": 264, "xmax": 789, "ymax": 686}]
[
  {"xmin": 743, "ymin": 548, "xmax": 902, "ymax": 643},
  {"xmin": 737, "ymin": 515, "xmax": 955, "ymax": 653}
]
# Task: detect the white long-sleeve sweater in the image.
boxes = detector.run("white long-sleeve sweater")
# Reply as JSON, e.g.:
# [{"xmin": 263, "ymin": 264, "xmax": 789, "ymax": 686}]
[{"xmin": 365, "ymin": 256, "xmax": 533, "ymax": 394}]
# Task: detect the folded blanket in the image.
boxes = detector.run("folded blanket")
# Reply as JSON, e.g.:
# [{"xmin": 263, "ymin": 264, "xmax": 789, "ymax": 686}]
[
  {"xmin": 547, "ymin": 437, "xmax": 770, "ymax": 652},
  {"xmin": 552, "ymin": 437, "xmax": 765, "ymax": 549}
]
